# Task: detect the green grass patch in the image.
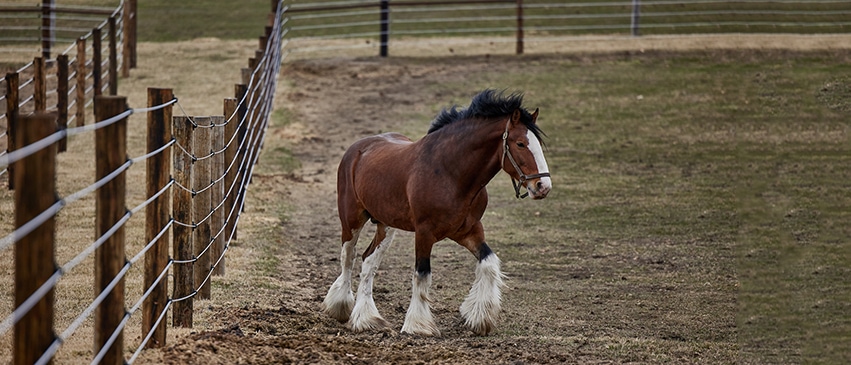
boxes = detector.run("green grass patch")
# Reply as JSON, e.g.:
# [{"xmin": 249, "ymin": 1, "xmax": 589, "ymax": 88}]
[{"xmin": 137, "ymin": 0, "xmax": 271, "ymax": 42}]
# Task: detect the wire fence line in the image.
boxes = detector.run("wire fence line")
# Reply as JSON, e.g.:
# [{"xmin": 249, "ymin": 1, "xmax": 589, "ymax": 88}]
[
  {"xmin": 1, "ymin": 1, "xmax": 286, "ymax": 364},
  {"xmin": 0, "ymin": 0, "xmax": 131, "ymax": 59},
  {"xmin": 280, "ymin": 0, "xmax": 851, "ymax": 56}
]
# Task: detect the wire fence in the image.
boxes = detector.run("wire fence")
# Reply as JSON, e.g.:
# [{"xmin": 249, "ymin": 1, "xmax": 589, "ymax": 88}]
[
  {"xmin": 0, "ymin": 1, "xmax": 136, "ymax": 61},
  {"xmin": 280, "ymin": 0, "xmax": 851, "ymax": 56},
  {"xmin": 0, "ymin": 0, "xmax": 285, "ymax": 363}
]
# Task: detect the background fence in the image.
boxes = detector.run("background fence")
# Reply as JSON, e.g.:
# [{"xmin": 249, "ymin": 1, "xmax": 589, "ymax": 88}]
[
  {"xmin": 281, "ymin": 0, "xmax": 851, "ymax": 56},
  {"xmin": 0, "ymin": 0, "xmax": 137, "ymax": 63},
  {"xmin": 0, "ymin": 0, "xmax": 284, "ymax": 363}
]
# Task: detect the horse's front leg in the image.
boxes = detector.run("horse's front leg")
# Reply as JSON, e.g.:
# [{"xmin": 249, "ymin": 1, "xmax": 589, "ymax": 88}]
[
  {"xmin": 401, "ymin": 231, "xmax": 440, "ymax": 336},
  {"xmin": 456, "ymin": 223, "xmax": 505, "ymax": 336}
]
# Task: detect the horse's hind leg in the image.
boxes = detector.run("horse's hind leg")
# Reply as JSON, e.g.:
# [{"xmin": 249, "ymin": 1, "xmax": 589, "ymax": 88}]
[
  {"xmin": 349, "ymin": 223, "xmax": 395, "ymax": 331},
  {"xmin": 323, "ymin": 225, "xmax": 364, "ymax": 322}
]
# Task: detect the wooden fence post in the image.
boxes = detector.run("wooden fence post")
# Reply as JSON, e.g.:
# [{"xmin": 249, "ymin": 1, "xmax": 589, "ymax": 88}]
[
  {"xmin": 144, "ymin": 88, "xmax": 173, "ymax": 348},
  {"xmin": 211, "ymin": 116, "xmax": 226, "ymax": 276},
  {"xmin": 223, "ymin": 96, "xmax": 238, "ymax": 250},
  {"xmin": 13, "ymin": 112, "xmax": 58, "ymax": 365},
  {"xmin": 93, "ymin": 27, "xmax": 102, "ymax": 97},
  {"xmin": 93, "ymin": 95, "xmax": 128, "ymax": 365},
  {"xmin": 34, "ymin": 57, "xmax": 46, "ymax": 112},
  {"xmin": 5, "ymin": 72, "xmax": 19, "ymax": 190},
  {"xmin": 108, "ymin": 17, "xmax": 118, "ymax": 95},
  {"xmin": 172, "ymin": 116, "xmax": 194, "ymax": 327},
  {"xmin": 121, "ymin": 3, "xmax": 131, "ymax": 77},
  {"xmin": 234, "ymin": 83, "xmax": 248, "ymax": 222},
  {"xmin": 193, "ymin": 116, "xmax": 212, "ymax": 300},
  {"xmin": 516, "ymin": 0, "xmax": 523, "ymax": 54},
  {"xmin": 379, "ymin": 0, "xmax": 389, "ymax": 57},
  {"xmin": 128, "ymin": 0, "xmax": 137, "ymax": 69},
  {"xmin": 57, "ymin": 54, "xmax": 68, "ymax": 152},
  {"xmin": 41, "ymin": 0, "xmax": 54, "ymax": 59},
  {"xmin": 75, "ymin": 37, "xmax": 86, "ymax": 126},
  {"xmin": 631, "ymin": 0, "xmax": 641, "ymax": 36}
]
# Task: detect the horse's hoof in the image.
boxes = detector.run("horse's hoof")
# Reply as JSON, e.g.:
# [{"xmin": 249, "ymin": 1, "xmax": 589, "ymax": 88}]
[
  {"xmin": 322, "ymin": 296, "xmax": 354, "ymax": 323},
  {"xmin": 349, "ymin": 315, "xmax": 390, "ymax": 332},
  {"xmin": 401, "ymin": 322, "xmax": 441, "ymax": 337},
  {"xmin": 465, "ymin": 319, "xmax": 496, "ymax": 336}
]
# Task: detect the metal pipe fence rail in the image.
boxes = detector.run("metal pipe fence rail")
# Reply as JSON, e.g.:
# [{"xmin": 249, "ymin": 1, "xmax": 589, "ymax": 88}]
[
  {"xmin": 0, "ymin": 0, "xmax": 286, "ymax": 363},
  {"xmin": 280, "ymin": 0, "xmax": 851, "ymax": 57}
]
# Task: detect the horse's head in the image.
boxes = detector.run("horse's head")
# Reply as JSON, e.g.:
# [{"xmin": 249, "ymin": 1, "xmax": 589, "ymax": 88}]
[{"xmin": 501, "ymin": 108, "xmax": 552, "ymax": 199}]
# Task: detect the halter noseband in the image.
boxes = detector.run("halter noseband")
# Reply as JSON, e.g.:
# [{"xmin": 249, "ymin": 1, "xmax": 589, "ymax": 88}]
[{"xmin": 501, "ymin": 118, "xmax": 550, "ymax": 199}]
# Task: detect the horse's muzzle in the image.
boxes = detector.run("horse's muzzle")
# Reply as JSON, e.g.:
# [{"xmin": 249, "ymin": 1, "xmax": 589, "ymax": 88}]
[{"xmin": 528, "ymin": 179, "xmax": 551, "ymax": 200}]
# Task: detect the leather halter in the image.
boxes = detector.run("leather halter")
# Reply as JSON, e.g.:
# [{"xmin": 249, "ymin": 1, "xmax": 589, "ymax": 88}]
[{"xmin": 501, "ymin": 118, "xmax": 551, "ymax": 199}]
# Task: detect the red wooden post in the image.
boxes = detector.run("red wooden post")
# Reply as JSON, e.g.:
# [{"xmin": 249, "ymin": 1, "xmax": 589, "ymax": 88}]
[
  {"xmin": 144, "ymin": 88, "xmax": 173, "ymax": 347},
  {"xmin": 94, "ymin": 95, "xmax": 128, "ymax": 365},
  {"xmin": 13, "ymin": 112, "xmax": 58, "ymax": 365}
]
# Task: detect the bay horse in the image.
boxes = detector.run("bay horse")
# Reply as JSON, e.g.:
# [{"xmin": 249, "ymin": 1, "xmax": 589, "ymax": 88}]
[{"xmin": 323, "ymin": 89, "xmax": 551, "ymax": 336}]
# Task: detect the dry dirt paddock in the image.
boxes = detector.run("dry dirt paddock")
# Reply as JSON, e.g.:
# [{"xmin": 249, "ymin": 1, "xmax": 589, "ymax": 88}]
[{"xmin": 3, "ymin": 34, "xmax": 847, "ymax": 364}]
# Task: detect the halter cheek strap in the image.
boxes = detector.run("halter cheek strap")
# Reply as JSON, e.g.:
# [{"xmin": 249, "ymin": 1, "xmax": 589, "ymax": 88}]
[{"xmin": 501, "ymin": 119, "xmax": 550, "ymax": 199}]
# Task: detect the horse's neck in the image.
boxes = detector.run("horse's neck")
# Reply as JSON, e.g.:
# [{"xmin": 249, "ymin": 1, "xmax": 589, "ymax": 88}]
[{"xmin": 424, "ymin": 120, "xmax": 504, "ymax": 191}]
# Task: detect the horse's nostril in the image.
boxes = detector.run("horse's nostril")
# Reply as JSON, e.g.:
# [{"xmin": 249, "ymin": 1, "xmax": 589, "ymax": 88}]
[{"xmin": 536, "ymin": 181, "xmax": 544, "ymax": 190}]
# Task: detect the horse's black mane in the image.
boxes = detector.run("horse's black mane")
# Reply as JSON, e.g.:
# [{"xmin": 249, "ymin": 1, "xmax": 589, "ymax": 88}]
[{"xmin": 427, "ymin": 89, "xmax": 544, "ymax": 141}]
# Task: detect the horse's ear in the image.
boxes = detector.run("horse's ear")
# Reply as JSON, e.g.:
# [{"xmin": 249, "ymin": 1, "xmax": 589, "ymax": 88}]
[
  {"xmin": 531, "ymin": 108, "xmax": 539, "ymax": 124},
  {"xmin": 511, "ymin": 109, "xmax": 522, "ymax": 125}
]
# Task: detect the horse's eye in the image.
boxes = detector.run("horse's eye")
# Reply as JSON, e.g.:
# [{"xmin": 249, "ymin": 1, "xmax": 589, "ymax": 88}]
[{"xmin": 516, "ymin": 142, "xmax": 526, "ymax": 148}]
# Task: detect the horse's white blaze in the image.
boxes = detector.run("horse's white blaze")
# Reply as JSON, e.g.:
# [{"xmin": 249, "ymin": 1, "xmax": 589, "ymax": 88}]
[
  {"xmin": 323, "ymin": 228, "xmax": 361, "ymax": 322},
  {"xmin": 349, "ymin": 228, "xmax": 395, "ymax": 331},
  {"xmin": 460, "ymin": 254, "xmax": 505, "ymax": 335},
  {"xmin": 526, "ymin": 130, "xmax": 552, "ymax": 191},
  {"xmin": 401, "ymin": 272, "xmax": 440, "ymax": 336}
]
